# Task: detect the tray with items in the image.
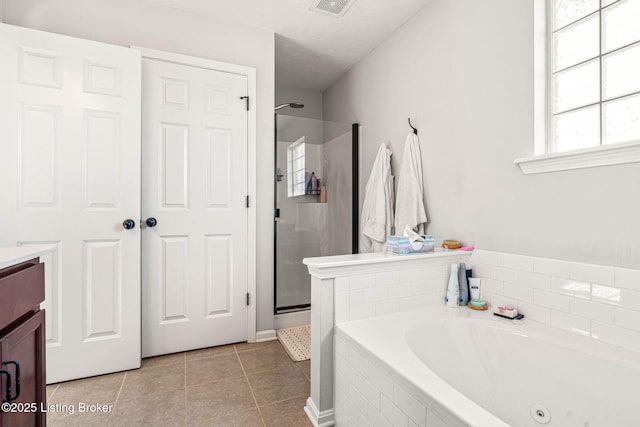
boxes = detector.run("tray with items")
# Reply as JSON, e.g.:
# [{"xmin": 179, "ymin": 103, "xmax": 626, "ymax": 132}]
[{"xmin": 387, "ymin": 234, "xmax": 435, "ymax": 254}]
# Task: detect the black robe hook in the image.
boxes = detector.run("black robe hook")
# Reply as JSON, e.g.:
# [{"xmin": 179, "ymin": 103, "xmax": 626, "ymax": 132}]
[{"xmin": 408, "ymin": 118, "xmax": 418, "ymax": 135}]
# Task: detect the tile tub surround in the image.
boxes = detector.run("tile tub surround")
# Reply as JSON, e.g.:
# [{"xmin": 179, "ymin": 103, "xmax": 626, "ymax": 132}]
[
  {"xmin": 335, "ymin": 329, "xmax": 455, "ymax": 427},
  {"xmin": 303, "ymin": 250, "xmax": 472, "ymax": 427},
  {"xmin": 470, "ymin": 250, "xmax": 640, "ymax": 351}
]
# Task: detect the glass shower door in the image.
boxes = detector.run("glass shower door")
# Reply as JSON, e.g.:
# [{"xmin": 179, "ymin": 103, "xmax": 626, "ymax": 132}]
[{"xmin": 274, "ymin": 115, "xmax": 353, "ymax": 313}]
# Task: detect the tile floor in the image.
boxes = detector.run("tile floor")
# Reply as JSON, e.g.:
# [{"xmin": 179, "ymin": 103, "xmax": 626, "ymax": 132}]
[{"xmin": 46, "ymin": 340, "xmax": 312, "ymax": 426}]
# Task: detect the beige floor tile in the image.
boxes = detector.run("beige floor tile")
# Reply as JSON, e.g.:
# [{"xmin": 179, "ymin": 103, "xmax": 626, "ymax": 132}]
[
  {"xmin": 186, "ymin": 377, "xmax": 256, "ymax": 424},
  {"xmin": 187, "ymin": 408, "xmax": 263, "ymax": 427},
  {"xmin": 141, "ymin": 351, "xmax": 185, "ymax": 369},
  {"xmin": 237, "ymin": 343, "xmax": 293, "ymax": 375},
  {"xmin": 234, "ymin": 340, "xmax": 283, "ymax": 353},
  {"xmin": 46, "ymin": 405, "xmax": 113, "ymax": 427},
  {"xmin": 119, "ymin": 364, "xmax": 185, "ymax": 401},
  {"xmin": 45, "ymin": 343, "xmax": 312, "ymax": 427},
  {"xmin": 260, "ymin": 396, "xmax": 313, "ymax": 427},
  {"xmin": 296, "ymin": 360, "xmax": 311, "ymax": 381},
  {"xmin": 110, "ymin": 389, "xmax": 186, "ymax": 427},
  {"xmin": 186, "ymin": 353, "xmax": 244, "ymax": 386},
  {"xmin": 185, "ymin": 344, "xmax": 235, "ymax": 360},
  {"xmin": 49, "ymin": 372, "xmax": 124, "ymax": 406},
  {"xmin": 47, "ymin": 384, "xmax": 59, "ymax": 400},
  {"xmin": 247, "ymin": 363, "xmax": 310, "ymax": 406}
]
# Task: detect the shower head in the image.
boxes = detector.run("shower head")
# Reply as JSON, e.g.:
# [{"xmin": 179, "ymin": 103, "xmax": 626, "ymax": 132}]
[{"xmin": 275, "ymin": 102, "xmax": 305, "ymax": 111}]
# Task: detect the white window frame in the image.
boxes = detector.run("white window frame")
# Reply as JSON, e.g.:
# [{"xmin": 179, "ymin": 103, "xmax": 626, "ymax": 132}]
[
  {"xmin": 515, "ymin": 0, "xmax": 640, "ymax": 174},
  {"xmin": 287, "ymin": 136, "xmax": 306, "ymax": 197}
]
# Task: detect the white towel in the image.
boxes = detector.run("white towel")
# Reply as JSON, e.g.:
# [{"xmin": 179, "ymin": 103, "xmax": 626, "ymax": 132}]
[
  {"xmin": 394, "ymin": 133, "xmax": 427, "ymax": 235},
  {"xmin": 360, "ymin": 143, "xmax": 394, "ymax": 253}
]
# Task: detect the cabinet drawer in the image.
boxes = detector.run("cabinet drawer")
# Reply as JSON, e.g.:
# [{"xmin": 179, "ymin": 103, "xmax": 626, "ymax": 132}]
[{"xmin": 0, "ymin": 261, "xmax": 45, "ymax": 332}]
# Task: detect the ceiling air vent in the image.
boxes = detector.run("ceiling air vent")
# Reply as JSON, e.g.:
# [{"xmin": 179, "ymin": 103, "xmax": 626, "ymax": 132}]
[{"xmin": 311, "ymin": 0, "xmax": 357, "ymax": 17}]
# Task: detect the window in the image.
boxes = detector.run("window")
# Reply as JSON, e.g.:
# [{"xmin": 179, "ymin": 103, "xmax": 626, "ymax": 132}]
[
  {"xmin": 516, "ymin": 0, "xmax": 640, "ymax": 174},
  {"xmin": 287, "ymin": 137, "xmax": 305, "ymax": 197}
]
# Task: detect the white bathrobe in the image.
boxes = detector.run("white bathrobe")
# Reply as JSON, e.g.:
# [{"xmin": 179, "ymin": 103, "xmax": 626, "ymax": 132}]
[
  {"xmin": 394, "ymin": 133, "xmax": 427, "ymax": 235},
  {"xmin": 360, "ymin": 143, "xmax": 394, "ymax": 253}
]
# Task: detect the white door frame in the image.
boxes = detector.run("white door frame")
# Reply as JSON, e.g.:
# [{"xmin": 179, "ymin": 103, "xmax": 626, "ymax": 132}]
[{"xmin": 133, "ymin": 46, "xmax": 257, "ymax": 343}]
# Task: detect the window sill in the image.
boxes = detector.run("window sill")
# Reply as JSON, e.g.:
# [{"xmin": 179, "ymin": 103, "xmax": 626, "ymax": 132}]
[{"xmin": 514, "ymin": 141, "xmax": 640, "ymax": 174}]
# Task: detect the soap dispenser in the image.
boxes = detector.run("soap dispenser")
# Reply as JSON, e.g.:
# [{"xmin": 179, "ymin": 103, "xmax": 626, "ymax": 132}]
[{"xmin": 446, "ymin": 263, "xmax": 460, "ymax": 308}]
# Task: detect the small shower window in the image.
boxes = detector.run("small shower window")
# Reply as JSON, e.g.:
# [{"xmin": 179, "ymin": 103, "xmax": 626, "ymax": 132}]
[{"xmin": 287, "ymin": 137, "xmax": 306, "ymax": 197}]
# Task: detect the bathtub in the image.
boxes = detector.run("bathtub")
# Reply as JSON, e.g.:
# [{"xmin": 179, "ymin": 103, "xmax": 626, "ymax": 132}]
[{"xmin": 334, "ymin": 306, "xmax": 640, "ymax": 427}]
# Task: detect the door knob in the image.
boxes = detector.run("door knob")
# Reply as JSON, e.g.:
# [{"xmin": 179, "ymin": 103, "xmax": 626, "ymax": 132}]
[
  {"xmin": 122, "ymin": 219, "xmax": 136, "ymax": 230},
  {"xmin": 145, "ymin": 217, "xmax": 157, "ymax": 228}
]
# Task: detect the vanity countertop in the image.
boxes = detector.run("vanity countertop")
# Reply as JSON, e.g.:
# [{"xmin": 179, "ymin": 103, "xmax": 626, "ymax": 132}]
[{"xmin": 0, "ymin": 245, "xmax": 56, "ymax": 270}]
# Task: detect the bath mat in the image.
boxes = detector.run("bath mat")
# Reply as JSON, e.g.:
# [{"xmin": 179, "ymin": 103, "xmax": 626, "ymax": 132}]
[{"xmin": 277, "ymin": 325, "xmax": 311, "ymax": 362}]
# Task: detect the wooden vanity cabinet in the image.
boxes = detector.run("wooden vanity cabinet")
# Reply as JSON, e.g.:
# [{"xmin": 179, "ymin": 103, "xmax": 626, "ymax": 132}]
[{"xmin": 0, "ymin": 258, "xmax": 46, "ymax": 427}]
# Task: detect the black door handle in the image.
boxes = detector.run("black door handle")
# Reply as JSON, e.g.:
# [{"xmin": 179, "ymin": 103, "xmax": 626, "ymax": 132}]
[
  {"xmin": 145, "ymin": 217, "xmax": 157, "ymax": 228},
  {"xmin": 122, "ymin": 219, "xmax": 136, "ymax": 230},
  {"xmin": 0, "ymin": 370, "xmax": 12, "ymax": 404},
  {"xmin": 2, "ymin": 361, "xmax": 20, "ymax": 402}
]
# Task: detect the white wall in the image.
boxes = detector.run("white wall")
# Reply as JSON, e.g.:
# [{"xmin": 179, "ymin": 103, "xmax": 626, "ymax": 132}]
[
  {"xmin": 3, "ymin": 0, "xmax": 277, "ymax": 333},
  {"xmin": 276, "ymin": 85, "xmax": 323, "ymax": 120},
  {"xmin": 323, "ymin": 0, "xmax": 640, "ymax": 269}
]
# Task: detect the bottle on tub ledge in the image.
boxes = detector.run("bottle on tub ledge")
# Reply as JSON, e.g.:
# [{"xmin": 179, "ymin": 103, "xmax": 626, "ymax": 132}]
[
  {"xmin": 445, "ymin": 263, "xmax": 460, "ymax": 308},
  {"xmin": 458, "ymin": 262, "xmax": 469, "ymax": 306}
]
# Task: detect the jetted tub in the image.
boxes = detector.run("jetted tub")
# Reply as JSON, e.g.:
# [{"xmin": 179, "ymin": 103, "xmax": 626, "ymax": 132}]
[{"xmin": 335, "ymin": 306, "xmax": 640, "ymax": 427}]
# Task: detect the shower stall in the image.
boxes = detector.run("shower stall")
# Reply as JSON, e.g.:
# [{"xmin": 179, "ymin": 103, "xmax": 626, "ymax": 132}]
[{"xmin": 274, "ymin": 106, "xmax": 358, "ymax": 314}]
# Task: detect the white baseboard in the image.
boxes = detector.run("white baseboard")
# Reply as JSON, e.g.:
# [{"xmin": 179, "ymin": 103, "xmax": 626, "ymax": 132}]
[
  {"xmin": 274, "ymin": 310, "xmax": 311, "ymax": 330},
  {"xmin": 255, "ymin": 329, "xmax": 277, "ymax": 342},
  {"xmin": 304, "ymin": 397, "xmax": 335, "ymax": 427}
]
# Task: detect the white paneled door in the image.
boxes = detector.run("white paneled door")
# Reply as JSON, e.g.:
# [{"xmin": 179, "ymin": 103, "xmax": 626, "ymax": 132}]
[
  {"xmin": 141, "ymin": 57, "xmax": 249, "ymax": 357},
  {"xmin": 0, "ymin": 24, "xmax": 141, "ymax": 383}
]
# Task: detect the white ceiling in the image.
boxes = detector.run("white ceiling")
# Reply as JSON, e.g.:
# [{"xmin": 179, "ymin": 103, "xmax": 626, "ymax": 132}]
[{"xmin": 142, "ymin": 0, "xmax": 431, "ymax": 92}]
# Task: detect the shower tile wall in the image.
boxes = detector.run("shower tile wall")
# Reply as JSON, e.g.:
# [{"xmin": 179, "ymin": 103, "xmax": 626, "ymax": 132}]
[
  {"xmin": 470, "ymin": 250, "xmax": 640, "ymax": 351},
  {"xmin": 321, "ymin": 129, "xmax": 352, "ymax": 256}
]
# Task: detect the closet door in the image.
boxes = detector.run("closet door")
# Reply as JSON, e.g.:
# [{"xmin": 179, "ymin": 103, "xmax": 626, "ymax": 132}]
[
  {"xmin": 141, "ymin": 57, "xmax": 249, "ymax": 357},
  {"xmin": 0, "ymin": 23, "xmax": 141, "ymax": 383}
]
